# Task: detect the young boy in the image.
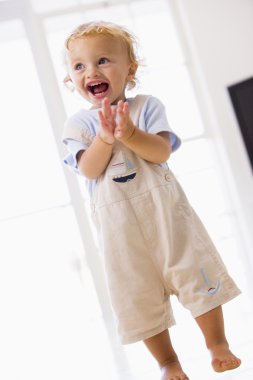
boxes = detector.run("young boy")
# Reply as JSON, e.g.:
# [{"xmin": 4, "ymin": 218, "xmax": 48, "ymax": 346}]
[{"xmin": 62, "ymin": 21, "xmax": 241, "ymax": 379}]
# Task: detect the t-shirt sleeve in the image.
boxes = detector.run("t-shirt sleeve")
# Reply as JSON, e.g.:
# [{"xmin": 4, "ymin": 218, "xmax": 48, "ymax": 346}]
[
  {"xmin": 62, "ymin": 114, "xmax": 91, "ymax": 174},
  {"xmin": 140, "ymin": 96, "xmax": 181, "ymax": 152},
  {"xmin": 63, "ymin": 139, "xmax": 86, "ymax": 174}
]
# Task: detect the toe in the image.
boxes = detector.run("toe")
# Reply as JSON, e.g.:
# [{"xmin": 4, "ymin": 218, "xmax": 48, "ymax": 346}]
[{"xmin": 212, "ymin": 357, "xmax": 241, "ymax": 372}]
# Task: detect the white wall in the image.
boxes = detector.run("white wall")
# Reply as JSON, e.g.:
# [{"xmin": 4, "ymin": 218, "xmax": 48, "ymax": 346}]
[{"xmin": 173, "ymin": 0, "xmax": 253, "ymax": 271}]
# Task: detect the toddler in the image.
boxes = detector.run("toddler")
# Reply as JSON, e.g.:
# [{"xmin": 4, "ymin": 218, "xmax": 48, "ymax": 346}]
[{"xmin": 62, "ymin": 21, "xmax": 241, "ymax": 379}]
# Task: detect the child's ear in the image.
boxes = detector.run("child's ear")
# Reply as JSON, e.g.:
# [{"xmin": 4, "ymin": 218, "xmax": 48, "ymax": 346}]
[
  {"xmin": 63, "ymin": 74, "xmax": 75, "ymax": 91},
  {"xmin": 63, "ymin": 74, "xmax": 71, "ymax": 84},
  {"xmin": 128, "ymin": 63, "xmax": 138, "ymax": 80}
]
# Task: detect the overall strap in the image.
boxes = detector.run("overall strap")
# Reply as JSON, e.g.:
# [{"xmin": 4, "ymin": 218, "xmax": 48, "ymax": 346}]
[{"xmin": 129, "ymin": 94, "xmax": 150, "ymax": 127}]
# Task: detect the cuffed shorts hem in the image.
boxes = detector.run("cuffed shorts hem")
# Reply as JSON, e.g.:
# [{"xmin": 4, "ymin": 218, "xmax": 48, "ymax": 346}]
[
  {"xmin": 190, "ymin": 287, "xmax": 241, "ymax": 319},
  {"xmin": 120, "ymin": 317, "xmax": 176, "ymax": 345}
]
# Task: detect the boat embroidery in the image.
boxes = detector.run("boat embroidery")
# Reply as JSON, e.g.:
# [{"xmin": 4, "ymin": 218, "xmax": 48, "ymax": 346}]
[{"xmin": 109, "ymin": 151, "xmax": 137, "ymax": 183}]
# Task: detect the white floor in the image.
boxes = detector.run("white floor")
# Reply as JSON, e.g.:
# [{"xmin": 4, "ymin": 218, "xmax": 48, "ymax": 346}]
[
  {"xmin": 101, "ymin": 294, "xmax": 253, "ymax": 380},
  {"xmin": 1, "ymin": 213, "xmax": 251, "ymax": 380}
]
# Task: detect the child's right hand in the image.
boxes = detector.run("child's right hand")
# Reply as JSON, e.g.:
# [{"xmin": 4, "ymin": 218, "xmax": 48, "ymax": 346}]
[{"xmin": 98, "ymin": 97, "xmax": 116, "ymax": 145}]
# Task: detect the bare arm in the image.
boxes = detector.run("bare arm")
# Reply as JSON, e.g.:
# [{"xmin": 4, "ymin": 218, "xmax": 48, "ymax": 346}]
[
  {"xmin": 121, "ymin": 128, "xmax": 171, "ymax": 163},
  {"xmin": 77, "ymin": 98, "xmax": 116, "ymax": 179},
  {"xmin": 77, "ymin": 135, "xmax": 114, "ymax": 179}
]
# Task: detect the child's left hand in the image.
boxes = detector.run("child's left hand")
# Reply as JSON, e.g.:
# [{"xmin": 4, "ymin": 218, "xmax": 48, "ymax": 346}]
[{"xmin": 114, "ymin": 100, "xmax": 136, "ymax": 141}]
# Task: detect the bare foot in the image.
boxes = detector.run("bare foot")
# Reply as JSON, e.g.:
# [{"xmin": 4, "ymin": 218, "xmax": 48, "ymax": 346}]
[
  {"xmin": 210, "ymin": 346, "xmax": 241, "ymax": 372},
  {"xmin": 160, "ymin": 360, "xmax": 189, "ymax": 380}
]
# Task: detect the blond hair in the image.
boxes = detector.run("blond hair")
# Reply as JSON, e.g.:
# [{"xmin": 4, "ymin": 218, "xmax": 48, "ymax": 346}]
[{"xmin": 64, "ymin": 21, "xmax": 140, "ymax": 90}]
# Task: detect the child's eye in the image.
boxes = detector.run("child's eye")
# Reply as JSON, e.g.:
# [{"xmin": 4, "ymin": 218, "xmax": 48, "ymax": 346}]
[
  {"xmin": 74, "ymin": 63, "xmax": 85, "ymax": 71},
  {"xmin": 98, "ymin": 57, "xmax": 109, "ymax": 65}
]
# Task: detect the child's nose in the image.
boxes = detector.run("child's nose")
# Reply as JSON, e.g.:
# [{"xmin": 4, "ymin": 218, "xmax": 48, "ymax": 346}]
[{"xmin": 86, "ymin": 65, "xmax": 99, "ymax": 78}]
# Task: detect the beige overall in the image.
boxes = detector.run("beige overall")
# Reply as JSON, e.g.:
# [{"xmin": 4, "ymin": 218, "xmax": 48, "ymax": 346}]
[{"xmin": 64, "ymin": 95, "xmax": 241, "ymax": 344}]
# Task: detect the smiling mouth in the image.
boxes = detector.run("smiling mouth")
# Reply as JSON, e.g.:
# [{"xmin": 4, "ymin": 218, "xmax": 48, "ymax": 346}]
[{"xmin": 88, "ymin": 82, "xmax": 109, "ymax": 96}]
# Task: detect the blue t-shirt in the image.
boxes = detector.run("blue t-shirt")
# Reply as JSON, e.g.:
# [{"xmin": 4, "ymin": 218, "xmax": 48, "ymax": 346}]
[{"xmin": 62, "ymin": 95, "xmax": 181, "ymax": 196}]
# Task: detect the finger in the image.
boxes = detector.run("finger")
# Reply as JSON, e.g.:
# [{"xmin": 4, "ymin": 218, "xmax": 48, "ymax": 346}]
[
  {"xmin": 102, "ymin": 97, "xmax": 111, "ymax": 119},
  {"xmin": 98, "ymin": 110, "xmax": 108, "ymax": 129},
  {"xmin": 111, "ymin": 106, "xmax": 117, "ymax": 120},
  {"xmin": 116, "ymin": 101, "xmax": 126, "ymax": 127},
  {"xmin": 122, "ymin": 101, "xmax": 129, "ymax": 116},
  {"xmin": 117, "ymin": 100, "xmax": 124, "ymax": 115},
  {"xmin": 98, "ymin": 109, "xmax": 105, "ymax": 124}
]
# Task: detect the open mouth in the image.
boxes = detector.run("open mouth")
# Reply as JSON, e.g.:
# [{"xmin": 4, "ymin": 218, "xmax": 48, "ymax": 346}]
[{"xmin": 87, "ymin": 82, "xmax": 109, "ymax": 96}]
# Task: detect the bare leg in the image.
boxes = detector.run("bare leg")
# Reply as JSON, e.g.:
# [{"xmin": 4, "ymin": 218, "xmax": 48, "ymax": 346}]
[
  {"xmin": 144, "ymin": 330, "xmax": 189, "ymax": 380},
  {"xmin": 195, "ymin": 306, "xmax": 241, "ymax": 372}
]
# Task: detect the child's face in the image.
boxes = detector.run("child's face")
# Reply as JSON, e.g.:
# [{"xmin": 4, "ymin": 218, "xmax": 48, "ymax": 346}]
[{"xmin": 65, "ymin": 34, "xmax": 137, "ymax": 108}]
